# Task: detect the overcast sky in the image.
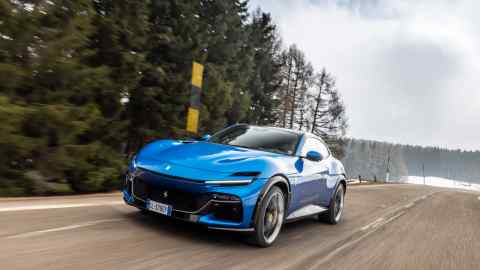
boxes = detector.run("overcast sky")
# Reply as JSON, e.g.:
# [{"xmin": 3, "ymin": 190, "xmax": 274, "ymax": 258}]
[{"xmin": 249, "ymin": 0, "xmax": 480, "ymax": 151}]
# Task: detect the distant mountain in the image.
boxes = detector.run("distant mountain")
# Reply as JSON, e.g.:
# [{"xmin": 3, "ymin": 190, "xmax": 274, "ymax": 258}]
[{"xmin": 341, "ymin": 138, "xmax": 480, "ymax": 184}]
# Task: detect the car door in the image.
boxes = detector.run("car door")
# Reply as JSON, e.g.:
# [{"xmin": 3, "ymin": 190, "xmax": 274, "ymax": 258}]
[{"xmin": 293, "ymin": 137, "xmax": 330, "ymax": 207}]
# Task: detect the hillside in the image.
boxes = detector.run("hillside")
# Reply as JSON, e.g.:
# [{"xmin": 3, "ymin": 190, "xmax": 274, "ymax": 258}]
[{"xmin": 342, "ymin": 138, "xmax": 480, "ymax": 184}]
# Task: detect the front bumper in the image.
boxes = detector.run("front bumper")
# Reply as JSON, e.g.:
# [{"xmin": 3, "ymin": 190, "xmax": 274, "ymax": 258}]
[{"xmin": 123, "ymin": 168, "xmax": 266, "ymax": 231}]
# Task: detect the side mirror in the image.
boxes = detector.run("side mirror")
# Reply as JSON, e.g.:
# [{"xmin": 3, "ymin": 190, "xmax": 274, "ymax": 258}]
[
  {"xmin": 198, "ymin": 134, "xmax": 211, "ymax": 141},
  {"xmin": 305, "ymin": 150, "xmax": 322, "ymax": 162}
]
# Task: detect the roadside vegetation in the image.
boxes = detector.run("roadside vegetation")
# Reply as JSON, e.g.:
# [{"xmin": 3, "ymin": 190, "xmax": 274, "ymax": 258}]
[{"xmin": 0, "ymin": 1, "xmax": 347, "ymax": 196}]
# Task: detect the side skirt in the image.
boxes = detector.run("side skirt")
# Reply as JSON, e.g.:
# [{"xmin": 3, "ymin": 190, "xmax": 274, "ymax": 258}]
[
  {"xmin": 207, "ymin": 227, "xmax": 255, "ymax": 232},
  {"xmin": 285, "ymin": 204, "xmax": 328, "ymax": 223}
]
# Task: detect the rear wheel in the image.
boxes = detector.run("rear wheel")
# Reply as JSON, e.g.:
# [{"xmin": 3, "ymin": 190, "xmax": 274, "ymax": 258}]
[
  {"xmin": 319, "ymin": 184, "xmax": 345, "ymax": 224},
  {"xmin": 250, "ymin": 186, "xmax": 285, "ymax": 247}
]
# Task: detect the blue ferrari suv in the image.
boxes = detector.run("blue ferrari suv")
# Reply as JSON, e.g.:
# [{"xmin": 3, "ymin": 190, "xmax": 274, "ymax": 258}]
[{"xmin": 123, "ymin": 124, "xmax": 347, "ymax": 247}]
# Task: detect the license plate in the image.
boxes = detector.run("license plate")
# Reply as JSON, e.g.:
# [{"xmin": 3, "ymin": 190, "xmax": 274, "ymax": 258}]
[{"xmin": 146, "ymin": 199, "xmax": 172, "ymax": 216}]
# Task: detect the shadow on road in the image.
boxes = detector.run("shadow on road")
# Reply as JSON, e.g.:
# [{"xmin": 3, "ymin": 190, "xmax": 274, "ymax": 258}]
[
  {"xmin": 122, "ymin": 210, "xmax": 338, "ymax": 249},
  {"xmin": 123, "ymin": 210, "xmax": 250, "ymax": 248}
]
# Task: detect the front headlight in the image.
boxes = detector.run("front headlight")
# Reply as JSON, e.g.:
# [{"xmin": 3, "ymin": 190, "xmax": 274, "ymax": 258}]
[
  {"xmin": 204, "ymin": 172, "xmax": 259, "ymax": 186},
  {"xmin": 128, "ymin": 155, "xmax": 137, "ymax": 172},
  {"xmin": 204, "ymin": 179, "xmax": 253, "ymax": 186}
]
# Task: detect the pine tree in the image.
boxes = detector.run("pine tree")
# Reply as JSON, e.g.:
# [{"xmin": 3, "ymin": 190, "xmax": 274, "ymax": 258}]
[
  {"xmin": 310, "ymin": 69, "xmax": 347, "ymax": 138},
  {"xmin": 0, "ymin": 0, "xmax": 26, "ymax": 96},
  {"xmin": 277, "ymin": 44, "xmax": 313, "ymax": 130},
  {"xmin": 127, "ymin": 0, "xmax": 203, "ymax": 151},
  {"xmin": 89, "ymin": 0, "xmax": 150, "ymax": 152},
  {"xmin": 0, "ymin": 1, "xmax": 125, "ymax": 194},
  {"xmin": 127, "ymin": 0, "xmax": 255, "ymax": 148},
  {"xmin": 244, "ymin": 9, "xmax": 283, "ymax": 125},
  {"xmin": 200, "ymin": 0, "xmax": 253, "ymax": 129}
]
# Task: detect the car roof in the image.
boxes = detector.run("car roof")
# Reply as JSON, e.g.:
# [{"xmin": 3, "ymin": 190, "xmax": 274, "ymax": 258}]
[
  {"xmin": 234, "ymin": 124, "xmax": 328, "ymax": 145},
  {"xmin": 234, "ymin": 123, "xmax": 303, "ymax": 135}
]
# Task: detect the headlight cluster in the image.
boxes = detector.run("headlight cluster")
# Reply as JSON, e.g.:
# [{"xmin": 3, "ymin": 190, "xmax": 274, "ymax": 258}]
[
  {"xmin": 204, "ymin": 179, "xmax": 253, "ymax": 186},
  {"xmin": 203, "ymin": 172, "xmax": 260, "ymax": 186},
  {"xmin": 128, "ymin": 155, "xmax": 137, "ymax": 172}
]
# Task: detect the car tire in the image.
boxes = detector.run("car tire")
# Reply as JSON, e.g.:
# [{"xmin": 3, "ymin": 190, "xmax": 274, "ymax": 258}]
[
  {"xmin": 319, "ymin": 183, "xmax": 345, "ymax": 224},
  {"xmin": 249, "ymin": 186, "xmax": 285, "ymax": 247}
]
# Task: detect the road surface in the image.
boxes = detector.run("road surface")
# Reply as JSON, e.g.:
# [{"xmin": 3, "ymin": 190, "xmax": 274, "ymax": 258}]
[{"xmin": 0, "ymin": 184, "xmax": 479, "ymax": 270}]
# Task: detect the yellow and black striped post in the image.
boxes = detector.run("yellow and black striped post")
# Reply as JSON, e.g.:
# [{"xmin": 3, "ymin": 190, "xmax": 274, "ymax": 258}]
[{"xmin": 186, "ymin": 61, "xmax": 204, "ymax": 134}]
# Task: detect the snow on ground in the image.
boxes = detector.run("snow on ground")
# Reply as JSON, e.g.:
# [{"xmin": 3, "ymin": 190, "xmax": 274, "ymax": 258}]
[{"xmin": 402, "ymin": 176, "xmax": 480, "ymax": 192}]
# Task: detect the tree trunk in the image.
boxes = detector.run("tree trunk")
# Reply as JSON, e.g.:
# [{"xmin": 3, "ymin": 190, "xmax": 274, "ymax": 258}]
[{"xmin": 311, "ymin": 71, "xmax": 326, "ymax": 132}]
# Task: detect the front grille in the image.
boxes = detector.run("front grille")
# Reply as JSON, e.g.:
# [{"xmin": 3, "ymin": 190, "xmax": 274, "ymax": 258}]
[
  {"xmin": 132, "ymin": 177, "xmax": 147, "ymax": 199},
  {"xmin": 132, "ymin": 177, "xmax": 211, "ymax": 212},
  {"xmin": 130, "ymin": 171, "xmax": 244, "ymax": 223}
]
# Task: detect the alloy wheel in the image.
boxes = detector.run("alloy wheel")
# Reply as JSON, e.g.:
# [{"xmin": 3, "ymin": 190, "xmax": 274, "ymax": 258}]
[{"xmin": 262, "ymin": 192, "xmax": 285, "ymax": 244}]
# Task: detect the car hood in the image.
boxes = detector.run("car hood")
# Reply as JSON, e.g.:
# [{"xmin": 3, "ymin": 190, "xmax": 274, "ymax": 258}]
[{"xmin": 135, "ymin": 140, "xmax": 286, "ymax": 178}]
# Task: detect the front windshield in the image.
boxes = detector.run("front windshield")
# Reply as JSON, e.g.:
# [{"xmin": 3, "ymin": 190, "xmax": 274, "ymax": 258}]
[{"xmin": 209, "ymin": 125, "xmax": 300, "ymax": 155}]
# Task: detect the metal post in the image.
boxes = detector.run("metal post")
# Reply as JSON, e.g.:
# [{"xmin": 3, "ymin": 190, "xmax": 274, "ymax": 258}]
[
  {"xmin": 386, "ymin": 149, "xmax": 391, "ymax": 183},
  {"xmin": 422, "ymin": 163, "xmax": 425, "ymax": 185},
  {"xmin": 186, "ymin": 61, "xmax": 204, "ymax": 134}
]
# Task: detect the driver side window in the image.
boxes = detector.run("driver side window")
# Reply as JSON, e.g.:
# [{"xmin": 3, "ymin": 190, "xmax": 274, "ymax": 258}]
[{"xmin": 301, "ymin": 138, "xmax": 330, "ymax": 160}]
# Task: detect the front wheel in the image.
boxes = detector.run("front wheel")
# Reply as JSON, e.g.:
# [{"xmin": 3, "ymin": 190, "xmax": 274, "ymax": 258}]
[
  {"xmin": 319, "ymin": 183, "xmax": 345, "ymax": 224},
  {"xmin": 249, "ymin": 186, "xmax": 285, "ymax": 247}
]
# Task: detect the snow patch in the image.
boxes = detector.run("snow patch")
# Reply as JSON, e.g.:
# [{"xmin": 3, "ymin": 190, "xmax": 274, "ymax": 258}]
[{"xmin": 403, "ymin": 176, "xmax": 480, "ymax": 192}]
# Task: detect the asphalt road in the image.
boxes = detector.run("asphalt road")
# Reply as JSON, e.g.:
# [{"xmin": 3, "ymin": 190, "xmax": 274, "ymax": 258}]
[{"xmin": 1, "ymin": 184, "xmax": 479, "ymax": 270}]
